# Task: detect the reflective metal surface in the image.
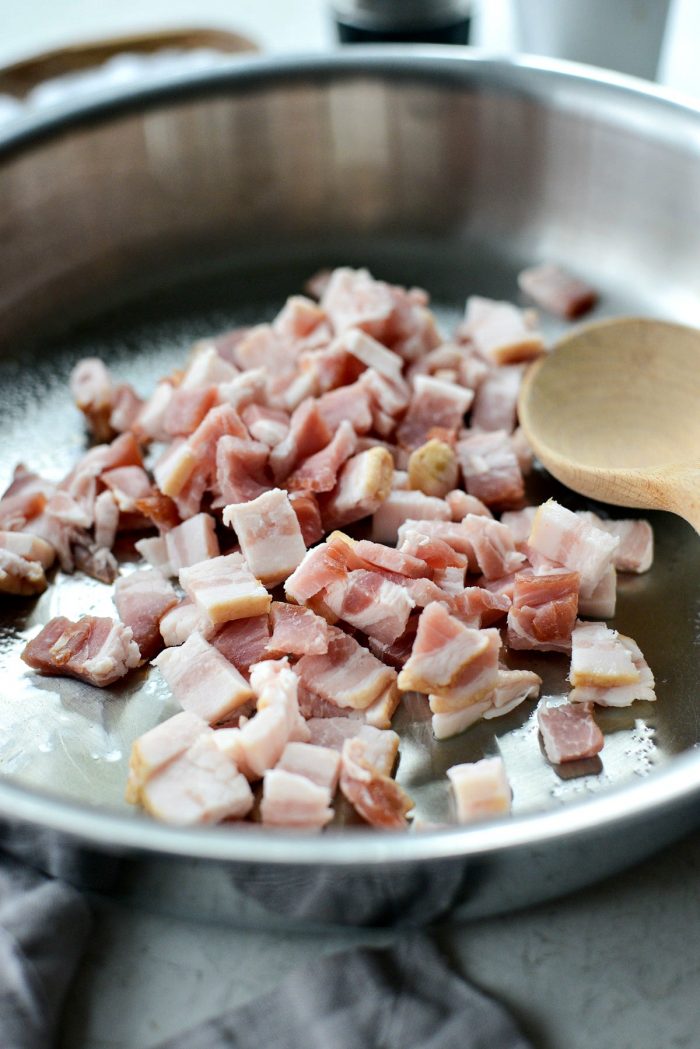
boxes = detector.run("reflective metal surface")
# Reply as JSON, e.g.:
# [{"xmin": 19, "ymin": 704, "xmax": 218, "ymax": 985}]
[{"xmin": 1, "ymin": 52, "xmax": 699, "ymax": 926}]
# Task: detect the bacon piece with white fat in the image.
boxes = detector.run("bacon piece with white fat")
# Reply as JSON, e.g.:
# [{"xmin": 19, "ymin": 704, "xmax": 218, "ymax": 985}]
[
  {"xmin": 451, "ymin": 587, "xmax": 511, "ymax": 628},
  {"xmin": 125, "ymin": 710, "xmax": 210, "ymax": 803},
  {"xmin": 276, "ymin": 741, "xmax": 341, "ymax": 792},
  {"xmin": 315, "ymin": 380, "xmax": 373, "ymax": 435},
  {"xmin": 285, "ymin": 420, "xmax": 357, "ymax": 494},
  {"xmin": 0, "ymin": 465, "xmax": 53, "ymax": 531},
  {"xmin": 397, "ymin": 376, "xmax": 474, "ymax": 451},
  {"xmin": 305, "ymin": 719, "xmax": 400, "ymax": 773},
  {"xmin": 464, "ymin": 296, "xmax": 545, "ymax": 365},
  {"xmin": 323, "ymin": 570, "xmax": 415, "ymax": 646},
  {"xmin": 180, "ymin": 552, "xmax": 270, "ymax": 625},
  {"xmin": 529, "ymin": 499, "xmax": 619, "ymax": 598},
  {"xmin": 211, "ymin": 615, "xmax": 270, "ymax": 674},
  {"xmin": 69, "ymin": 357, "xmax": 117, "ymax": 442},
  {"xmin": 153, "ymin": 631, "xmax": 254, "ymax": 722},
  {"xmin": 214, "ymin": 435, "xmax": 270, "ymax": 506},
  {"xmin": 427, "ymin": 629, "xmax": 501, "ymax": 714},
  {"xmin": 506, "ymin": 568, "xmax": 579, "ymax": 654},
  {"xmin": 482, "ymin": 668, "xmax": 541, "ymax": 719},
  {"xmin": 518, "ymin": 263, "xmax": 598, "ymax": 320},
  {"xmin": 113, "ymin": 569, "xmax": 178, "ymax": 662},
  {"xmin": 354, "ymin": 539, "xmax": 427, "ymax": 578},
  {"xmin": 296, "ymin": 625, "xmax": 396, "ymax": 711},
  {"xmin": 135, "ymin": 536, "xmax": 173, "ymax": 576},
  {"xmin": 339, "ymin": 736, "xmax": 413, "ymax": 829},
  {"xmin": 470, "ymin": 364, "xmax": 524, "ymax": 434},
  {"xmin": 577, "ymin": 565, "xmax": 616, "ymax": 619},
  {"xmin": 537, "ymin": 701, "xmax": 604, "ymax": 764},
  {"xmin": 164, "ymin": 513, "xmax": 220, "ymax": 573},
  {"xmin": 242, "ymin": 403, "xmax": 289, "ymax": 448},
  {"xmin": 288, "ymin": 490, "xmax": 324, "ymax": 547},
  {"xmin": 334, "ymin": 327, "xmax": 405, "ymax": 383},
  {"xmin": 319, "ymin": 447, "xmax": 393, "ymax": 530},
  {"xmin": 269, "ymin": 398, "xmax": 332, "ymax": 483},
  {"xmin": 569, "ymin": 624, "xmax": 655, "ymax": 706},
  {"xmin": 371, "ymin": 489, "xmax": 451, "ymax": 544},
  {"xmin": 260, "ymin": 769, "xmax": 334, "ymax": 830},
  {"xmin": 445, "ymin": 490, "xmax": 492, "ymax": 521},
  {"xmin": 163, "ymin": 385, "xmax": 219, "ymax": 438},
  {"xmin": 284, "ymin": 537, "xmax": 353, "ymax": 605},
  {"xmin": 159, "ymin": 598, "xmax": 215, "ymax": 646},
  {"xmin": 0, "ymin": 531, "xmax": 55, "ymax": 569},
  {"xmin": 501, "ymin": 506, "xmax": 538, "ymax": 548},
  {"xmin": 397, "ymin": 602, "xmax": 487, "ymax": 696},
  {"xmin": 447, "ymin": 757, "xmax": 511, "ymax": 822},
  {"xmin": 141, "ymin": 734, "xmax": 253, "ymax": 826},
  {"xmin": 578, "ymin": 512, "xmax": 653, "ymax": 574},
  {"xmin": 266, "ymin": 601, "xmax": 329, "ymax": 656},
  {"xmin": 223, "ymin": 488, "xmax": 306, "ymax": 587},
  {"xmin": 461, "ymin": 514, "xmax": 526, "ymax": 579},
  {"xmin": 22, "ymin": 615, "xmax": 140, "ymax": 687},
  {"xmin": 180, "ymin": 344, "xmax": 238, "ymax": 390},
  {"xmin": 457, "ymin": 429, "xmax": 524, "ymax": 508},
  {"xmin": 0, "ymin": 549, "xmax": 48, "ymax": 595},
  {"xmin": 93, "ymin": 490, "xmax": 124, "ymax": 550}
]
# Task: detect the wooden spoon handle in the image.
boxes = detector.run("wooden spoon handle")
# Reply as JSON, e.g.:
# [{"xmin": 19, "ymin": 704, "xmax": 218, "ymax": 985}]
[{"xmin": 655, "ymin": 463, "xmax": 700, "ymax": 535}]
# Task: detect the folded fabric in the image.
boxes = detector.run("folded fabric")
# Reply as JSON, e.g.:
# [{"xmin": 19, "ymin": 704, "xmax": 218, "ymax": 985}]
[
  {"xmin": 0, "ymin": 852, "xmax": 92, "ymax": 1049},
  {"xmin": 155, "ymin": 935, "xmax": 532, "ymax": 1049}
]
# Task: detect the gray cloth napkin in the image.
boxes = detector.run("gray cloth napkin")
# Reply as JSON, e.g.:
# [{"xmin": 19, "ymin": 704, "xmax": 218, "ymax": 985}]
[
  {"xmin": 155, "ymin": 936, "xmax": 532, "ymax": 1049},
  {"xmin": 0, "ymin": 854, "xmax": 91, "ymax": 1049},
  {"xmin": 0, "ymin": 856, "xmax": 531, "ymax": 1049}
]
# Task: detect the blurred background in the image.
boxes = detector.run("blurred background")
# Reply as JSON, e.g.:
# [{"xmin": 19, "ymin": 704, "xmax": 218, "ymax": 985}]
[{"xmin": 1, "ymin": 0, "xmax": 699, "ymax": 110}]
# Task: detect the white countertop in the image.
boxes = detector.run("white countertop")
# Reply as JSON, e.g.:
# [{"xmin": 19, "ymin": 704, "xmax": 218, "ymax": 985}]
[{"xmin": 3, "ymin": 4, "xmax": 699, "ymax": 1048}]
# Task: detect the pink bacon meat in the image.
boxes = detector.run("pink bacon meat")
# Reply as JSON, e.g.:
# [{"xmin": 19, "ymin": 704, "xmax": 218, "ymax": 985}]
[
  {"xmin": 113, "ymin": 569, "xmax": 178, "ymax": 662},
  {"xmin": 537, "ymin": 701, "xmax": 604, "ymax": 764},
  {"xmin": 22, "ymin": 615, "xmax": 140, "ymax": 687},
  {"xmin": 223, "ymin": 488, "xmax": 306, "ymax": 588}
]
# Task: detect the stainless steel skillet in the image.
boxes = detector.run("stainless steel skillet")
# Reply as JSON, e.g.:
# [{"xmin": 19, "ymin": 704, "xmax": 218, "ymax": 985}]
[{"xmin": 0, "ymin": 50, "xmax": 699, "ymax": 928}]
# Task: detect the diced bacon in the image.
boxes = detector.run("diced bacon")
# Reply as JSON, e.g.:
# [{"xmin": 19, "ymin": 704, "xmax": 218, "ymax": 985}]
[
  {"xmin": 211, "ymin": 615, "xmax": 271, "ymax": 674},
  {"xmin": 320, "ymin": 267, "xmax": 396, "ymax": 340},
  {"xmin": 214, "ymin": 435, "xmax": 269, "ymax": 506},
  {"xmin": 432, "ymin": 563, "xmax": 466, "ymax": 596},
  {"xmin": 284, "ymin": 538, "xmax": 352, "ymax": 604},
  {"xmin": 101, "ymin": 466, "xmax": 153, "ymax": 512},
  {"xmin": 537, "ymin": 701, "xmax": 604, "ymax": 764},
  {"xmin": 189, "ymin": 402, "xmax": 248, "ymax": 462},
  {"xmin": 179, "ymin": 344, "xmax": 238, "ymax": 391},
  {"xmin": 397, "ymin": 602, "xmax": 487, "ymax": 695},
  {"xmin": 269, "ymin": 398, "xmax": 332, "ymax": 483},
  {"xmin": 141, "ymin": 734, "xmax": 253, "ymax": 825},
  {"xmin": 518, "ymin": 263, "xmax": 598, "ymax": 320},
  {"xmin": 395, "ymin": 519, "xmax": 476, "ymax": 560},
  {"xmin": 360, "ymin": 368, "xmax": 410, "ymax": 426},
  {"xmin": 192, "ymin": 327, "xmax": 250, "ymax": 366},
  {"xmin": 154, "ymin": 631, "xmax": 254, "ymax": 722},
  {"xmin": 180, "ymin": 553, "xmax": 270, "ymax": 625},
  {"xmin": 267, "ymin": 602, "xmax": 329, "ymax": 656},
  {"xmin": 134, "ymin": 492, "xmax": 181, "ymax": 534},
  {"xmin": 296, "ymin": 625, "xmax": 396, "ymax": 711},
  {"xmin": 334, "ymin": 327, "xmax": 405, "ymax": 383},
  {"xmin": 276, "ymin": 741, "xmax": 341, "ymax": 792},
  {"xmin": 242, "ymin": 403, "xmax": 289, "ymax": 448},
  {"xmin": 113, "ymin": 569, "xmax": 178, "ymax": 662},
  {"xmin": 22, "ymin": 615, "xmax": 140, "ymax": 687},
  {"xmin": 69, "ymin": 357, "xmax": 115, "ymax": 442},
  {"xmin": 506, "ymin": 569, "xmax": 579, "ymax": 654},
  {"xmin": 451, "ymin": 587, "xmax": 511, "ymax": 627},
  {"xmin": 362, "ymin": 680, "xmax": 401, "ymax": 729},
  {"xmin": 407, "ymin": 439, "xmax": 459, "ymax": 499},
  {"xmin": 447, "ymin": 757, "xmax": 511, "ymax": 822},
  {"xmin": 223, "ymin": 488, "xmax": 305, "ymax": 587},
  {"xmin": 464, "ymin": 296, "xmax": 545, "ymax": 365},
  {"xmin": 135, "ymin": 536, "xmax": 173, "ymax": 576},
  {"xmin": 427, "ymin": 629, "xmax": 501, "ymax": 713},
  {"xmin": 134, "ymin": 382, "xmax": 174, "ymax": 442},
  {"xmin": 153, "ymin": 439, "xmax": 196, "ymax": 499},
  {"xmin": 371, "ymin": 490, "xmax": 451, "ymax": 544},
  {"xmin": 324, "ymin": 570, "xmax": 415, "ymax": 646},
  {"xmin": 456, "ymin": 429, "xmax": 524, "ymax": 508},
  {"xmin": 354, "ymin": 539, "xmax": 427, "ymax": 578},
  {"xmin": 578, "ymin": 565, "xmax": 616, "ymax": 619},
  {"xmin": 299, "ymin": 342, "xmax": 361, "ymax": 395},
  {"xmin": 0, "ymin": 465, "xmax": 53, "ymax": 531},
  {"xmin": 432, "ymin": 700, "xmax": 493, "ymax": 740},
  {"xmin": 461, "ymin": 514, "xmax": 526, "ymax": 579},
  {"xmin": 125, "ymin": 710, "xmax": 210, "ymax": 803},
  {"xmin": 569, "ymin": 626, "xmax": 655, "ymax": 706},
  {"xmin": 92, "ymin": 490, "xmax": 119, "ymax": 550},
  {"xmin": 315, "ymin": 380, "xmax": 373, "ymax": 435},
  {"xmin": 289, "ymin": 490, "xmax": 324, "ymax": 547},
  {"xmin": 529, "ymin": 499, "xmax": 619, "ymax": 597},
  {"xmin": 163, "ymin": 385, "xmax": 219, "ymax": 438},
  {"xmin": 397, "ymin": 376, "xmax": 474, "ymax": 451},
  {"xmin": 482, "ymin": 667, "xmax": 541, "ymax": 719},
  {"xmin": 0, "ymin": 531, "xmax": 55, "ymax": 569},
  {"xmin": 319, "ymin": 447, "xmax": 393, "ymax": 530},
  {"xmin": 470, "ymin": 364, "xmax": 524, "ymax": 434},
  {"xmin": 339, "ymin": 737, "xmax": 413, "ymax": 829},
  {"xmin": 579, "ymin": 514, "xmax": 654, "ymax": 574},
  {"xmin": 479, "ymin": 572, "xmax": 518, "ymax": 601},
  {"xmin": 306, "ymin": 721, "xmax": 401, "ymax": 778},
  {"xmin": 501, "ymin": 507, "xmax": 538, "ymax": 548},
  {"xmin": 110, "ymin": 384, "xmax": 143, "ymax": 437},
  {"xmin": 273, "ymin": 295, "xmax": 328, "ymax": 341},
  {"xmin": 0, "ymin": 549, "xmax": 47, "ymax": 595},
  {"xmin": 398, "ymin": 530, "xmax": 464, "ymax": 571},
  {"xmin": 72, "ymin": 542, "xmax": 119, "ymax": 585},
  {"xmin": 260, "ymin": 768, "xmax": 334, "ymax": 829},
  {"xmin": 233, "ymin": 324, "xmax": 295, "ymax": 374},
  {"xmin": 232, "ymin": 660, "xmax": 309, "ymax": 778},
  {"xmin": 217, "ymin": 367, "xmax": 267, "ymax": 412},
  {"xmin": 286, "ymin": 420, "xmax": 357, "ymax": 493},
  {"xmin": 159, "ymin": 598, "xmax": 215, "ymax": 647},
  {"xmin": 165, "ymin": 513, "xmax": 220, "ymax": 573}
]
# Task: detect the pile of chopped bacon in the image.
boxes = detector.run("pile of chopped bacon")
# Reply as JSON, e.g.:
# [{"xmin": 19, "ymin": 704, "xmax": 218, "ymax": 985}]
[{"xmin": 4, "ymin": 264, "xmax": 658, "ymax": 829}]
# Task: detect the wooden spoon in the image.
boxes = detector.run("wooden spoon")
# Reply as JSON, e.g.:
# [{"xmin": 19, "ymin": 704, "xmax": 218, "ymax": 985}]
[{"xmin": 518, "ymin": 317, "xmax": 700, "ymax": 533}]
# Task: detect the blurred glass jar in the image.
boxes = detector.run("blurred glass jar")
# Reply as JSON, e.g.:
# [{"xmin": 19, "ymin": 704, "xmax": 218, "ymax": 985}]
[
  {"xmin": 512, "ymin": 0, "xmax": 672, "ymax": 81},
  {"xmin": 331, "ymin": 0, "xmax": 473, "ymax": 44}
]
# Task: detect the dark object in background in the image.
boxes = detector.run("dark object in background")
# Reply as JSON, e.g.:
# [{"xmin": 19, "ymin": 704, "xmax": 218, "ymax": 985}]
[{"xmin": 332, "ymin": 0, "xmax": 472, "ymax": 44}]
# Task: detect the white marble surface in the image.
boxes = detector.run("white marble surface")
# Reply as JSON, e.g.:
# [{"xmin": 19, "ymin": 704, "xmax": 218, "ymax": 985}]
[{"xmin": 3, "ymin": 4, "xmax": 700, "ymax": 1047}]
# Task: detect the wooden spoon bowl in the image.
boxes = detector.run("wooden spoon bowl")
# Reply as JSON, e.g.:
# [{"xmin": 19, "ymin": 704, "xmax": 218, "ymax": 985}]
[{"xmin": 518, "ymin": 317, "xmax": 700, "ymax": 532}]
